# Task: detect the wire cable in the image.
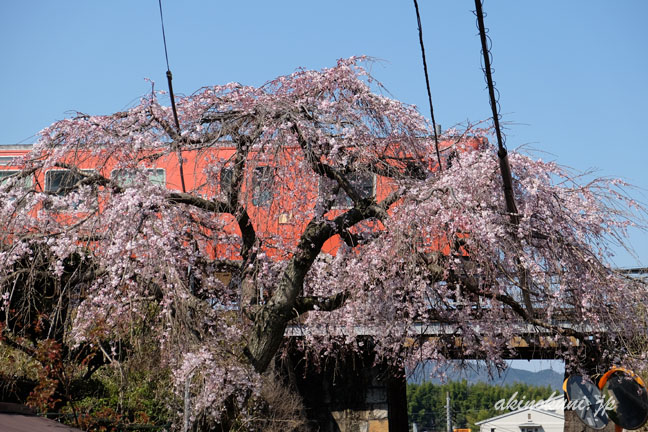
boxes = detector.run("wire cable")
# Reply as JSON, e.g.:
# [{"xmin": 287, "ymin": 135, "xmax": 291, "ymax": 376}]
[
  {"xmin": 158, "ymin": 0, "xmax": 171, "ymax": 71},
  {"xmin": 157, "ymin": 0, "xmax": 187, "ymax": 193},
  {"xmin": 412, "ymin": 0, "xmax": 443, "ymax": 172}
]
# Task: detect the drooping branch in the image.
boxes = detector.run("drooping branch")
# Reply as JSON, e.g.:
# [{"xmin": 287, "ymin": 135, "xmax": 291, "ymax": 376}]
[
  {"xmin": 446, "ymin": 258, "xmax": 584, "ymax": 340},
  {"xmin": 167, "ymin": 192, "xmax": 232, "ymax": 214}
]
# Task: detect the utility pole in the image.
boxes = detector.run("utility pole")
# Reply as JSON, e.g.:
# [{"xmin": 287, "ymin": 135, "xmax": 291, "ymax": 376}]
[
  {"xmin": 446, "ymin": 392, "xmax": 452, "ymax": 432},
  {"xmin": 183, "ymin": 376, "xmax": 191, "ymax": 432}
]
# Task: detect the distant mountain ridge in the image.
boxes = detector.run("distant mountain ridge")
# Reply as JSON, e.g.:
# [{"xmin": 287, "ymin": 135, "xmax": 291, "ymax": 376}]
[{"xmin": 408, "ymin": 365, "xmax": 564, "ymax": 390}]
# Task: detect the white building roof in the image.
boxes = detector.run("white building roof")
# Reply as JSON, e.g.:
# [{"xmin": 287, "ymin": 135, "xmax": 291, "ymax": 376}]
[{"xmin": 475, "ymin": 395, "xmax": 564, "ymax": 426}]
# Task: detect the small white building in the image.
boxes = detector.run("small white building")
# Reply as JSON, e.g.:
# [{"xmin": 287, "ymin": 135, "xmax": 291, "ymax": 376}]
[{"xmin": 475, "ymin": 396, "xmax": 564, "ymax": 432}]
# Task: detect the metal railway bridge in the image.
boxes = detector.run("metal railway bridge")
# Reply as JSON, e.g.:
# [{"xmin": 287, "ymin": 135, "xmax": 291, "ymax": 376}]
[{"xmin": 283, "ymin": 268, "xmax": 648, "ymax": 432}]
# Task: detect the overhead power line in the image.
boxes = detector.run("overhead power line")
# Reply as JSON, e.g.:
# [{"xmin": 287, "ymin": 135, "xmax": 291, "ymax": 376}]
[
  {"xmin": 158, "ymin": 0, "xmax": 171, "ymax": 72},
  {"xmin": 158, "ymin": 0, "xmax": 187, "ymax": 194},
  {"xmin": 412, "ymin": 0, "xmax": 443, "ymax": 172}
]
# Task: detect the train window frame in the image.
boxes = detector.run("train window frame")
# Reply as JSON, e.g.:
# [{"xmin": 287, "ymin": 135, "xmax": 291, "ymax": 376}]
[
  {"xmin": 110, "ymin": 168, "xmax": 166, "ymax": 188},
  {"xmin": 251, "ymin": 166, "xmax": 275, "ymax": 207},
  {"xmin": 0, "ymin": 170, "xmax": 32, "ymax": 189},
  {"xmin": 45, "ymin": 169, "xmax": 96, "ymax": 196},
  {"xmin": 318, "ymin": 171, "xmax": 375, "ymax": 209}
]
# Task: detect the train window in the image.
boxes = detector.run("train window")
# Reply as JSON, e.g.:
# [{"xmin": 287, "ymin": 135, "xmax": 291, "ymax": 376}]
[
  {"xmin": 0, "ymin": 170, "xmax": 32, "ymax": 188},
  {"xmin": 251, "ymin": 167, "xmax": 274, "ymax": 207},
  {"xmin": 0, "ymin": 156, "xmax": 18, "ymax": 166},
  {"xmin": 319, "ymin": 172, "xmax": 374, "ymax": 208},
  {"xmin": 220, "ymin": 167, "xmax": 233, "ymax": 194},
  {"xmin": 111, "ymin": 168, "xmax": 166, "ymax": 187},
  {"xmin": 45, "ymin": 170, "xmax": 95, "ymax": 195}
]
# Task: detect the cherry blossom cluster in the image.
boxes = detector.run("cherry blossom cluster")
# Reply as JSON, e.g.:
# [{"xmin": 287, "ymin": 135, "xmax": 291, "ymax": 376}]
[{"xmin": 0, "ymin": 57, "xmax": 645, "ymax": 427}]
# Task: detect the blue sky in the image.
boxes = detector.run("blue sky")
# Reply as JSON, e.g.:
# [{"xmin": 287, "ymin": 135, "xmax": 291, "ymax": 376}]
[{"xmin": 2, "ymin": 1, "xmax": 646, "ymax": 266}]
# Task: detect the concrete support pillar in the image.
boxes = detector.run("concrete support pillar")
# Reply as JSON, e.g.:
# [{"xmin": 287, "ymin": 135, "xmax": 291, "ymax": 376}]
[
  {"xmin": 387, "ymin": 368, "xmax": 408, "ymax": 432},
  {"xmin": 286, "ymin": 345, "xmax": 403, "ymax": 432}
]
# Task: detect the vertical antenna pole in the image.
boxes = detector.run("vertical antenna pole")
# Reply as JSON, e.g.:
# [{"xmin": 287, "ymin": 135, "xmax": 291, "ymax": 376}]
[{"xmin": 446, "ymin": 391, "xmax": 452, "ymax": 432}]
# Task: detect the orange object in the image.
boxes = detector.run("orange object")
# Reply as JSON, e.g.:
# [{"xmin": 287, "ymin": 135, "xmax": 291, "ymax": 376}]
[{"xmin": 598, "ymin": 366, "xmax": 646, "ymax": 389}]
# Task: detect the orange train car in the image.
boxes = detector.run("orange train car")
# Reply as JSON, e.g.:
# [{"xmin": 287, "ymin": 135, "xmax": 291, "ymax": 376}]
[{"xmin": 0, "ymin": 137, "xmax": 483, "ymax": 259}]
